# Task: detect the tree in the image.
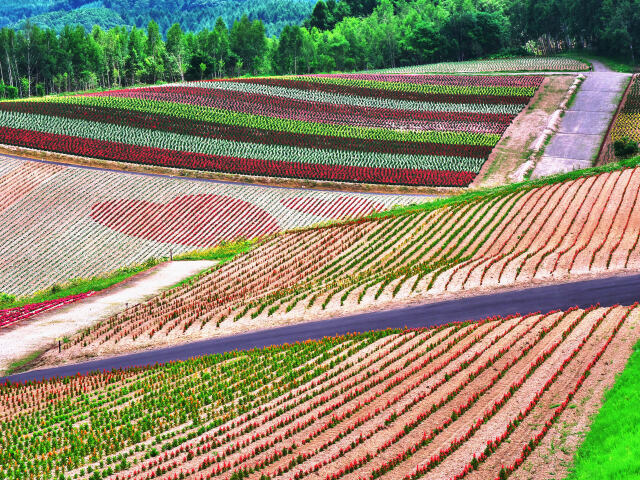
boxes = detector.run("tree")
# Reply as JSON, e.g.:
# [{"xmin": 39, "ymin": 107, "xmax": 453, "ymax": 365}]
[
  {"xmin": 212, "ymin": 18, "xmax": 230, "ymax": 77},
  {"xmin": 276, "ymin": 25, "xmax": 304, "ymax": 74},
  {"xmin": 309, "ymin": 1, "xmax": 331, "ymax": 30},
  {"xmin": 166, "ymin": 23, "xmax": 187, "ymax": 81},
  {"xmin": 230, "ymin": 15, "xmax": 267, "ymax": 74},
  {"xmin": 124, "ymin": 26, "xmax": 145, "ymax": 85}
]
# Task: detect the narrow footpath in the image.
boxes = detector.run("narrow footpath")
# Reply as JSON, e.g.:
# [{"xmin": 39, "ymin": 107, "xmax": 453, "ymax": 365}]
[
  {"xmin": 0, "ymin": 260, "xmax": 216, "ymax": 374},
  {"xmin": 533, "ymin": 60, "xmax": 630, "ymax": 177}
]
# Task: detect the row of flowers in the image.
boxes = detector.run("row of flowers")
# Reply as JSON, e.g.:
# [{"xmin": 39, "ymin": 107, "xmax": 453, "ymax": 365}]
[
  {"xmin": 62, "ymin": 168, "xmax": 640, "ymax": 353},
  {"xmin": 0, "ymin": 156, "xmax": 417, "ymax": 297},
  {"xmin": 0, "ymin": 127, "xmax": 478, "ymax": 186},
  {"xmin": 0, "ymin": 291, "xmax": 95, "ymax": 328},
  {"xmin": 87, "ymin": 86, "xmax": 517, "ymax": 132}
]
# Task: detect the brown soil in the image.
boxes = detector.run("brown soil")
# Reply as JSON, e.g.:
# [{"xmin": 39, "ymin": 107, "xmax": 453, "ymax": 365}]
[
  {"xmin": 515, "ymin": 176, "xmax": 590, "ymax": 281},
  {"xmin": 473, "ymin": 75, "xmax": 576, "ymax": 188},
  {"xmin": 458, "ymin": 308, "xmax": 626, "ymax": 480},
  {"xmin": 441, "ymin": 186, "xmax": 546, "ymax": 292},
  {"xmin": 589, "ymin": 168, "xmax": 638, "ymax": 271},
  {"xmin": 386, "ymin": 308, "xmax": 597, "ymax": 479},
  {"xmin": 556, "ymin": 172, "xmax": 621, "ymax": 276}
]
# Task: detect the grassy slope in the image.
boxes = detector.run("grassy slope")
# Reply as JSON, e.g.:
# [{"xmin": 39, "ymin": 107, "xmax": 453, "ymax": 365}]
[
  {"xmin": 0, "ymin": 240, "xmax": 252, "ymax": 311},
  {"xmin": 566, "ymin": 339, "xmax": 640, "ymax": 479}
]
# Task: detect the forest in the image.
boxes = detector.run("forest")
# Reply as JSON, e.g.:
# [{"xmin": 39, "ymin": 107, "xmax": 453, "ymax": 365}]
[
  {"xmin": 0, "ymin": 0, "xmax": 638, "ymax": 98},
  {"xmin": 0, "ymin": 0, "xmax": 317, "ymax": 37}
]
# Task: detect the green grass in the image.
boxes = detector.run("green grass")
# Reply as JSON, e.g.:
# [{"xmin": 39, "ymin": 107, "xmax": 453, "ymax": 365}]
[
  {"xmin": 169, "ymin": 240, "xmax": 255, "ymax": 290},
  {"xmin": 3, "ymin": 350, "xmax": 46, "ymax": 376},
  {"xmin": 172, "ymin": 239, "xmax": 254, "ymax": 262},
  {"xmin": 0, "ymin": 240, "xmax": 253, "ymax": 311},
  {"xmin": 566, "ymin": 338, "xmax": 640, "ymax": 479},
  {"xmin": 0, "ymin": 257, "xmax": 163, "ymax": 311},
  {"xmin": 566, "ymin": 75, "xmax": 585, "ymax": 109}
]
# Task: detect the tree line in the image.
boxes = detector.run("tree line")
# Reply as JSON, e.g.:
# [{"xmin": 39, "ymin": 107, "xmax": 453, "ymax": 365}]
[{"xmin": 0, "ymin": 0, "xmax": 638, "ymax": 99}]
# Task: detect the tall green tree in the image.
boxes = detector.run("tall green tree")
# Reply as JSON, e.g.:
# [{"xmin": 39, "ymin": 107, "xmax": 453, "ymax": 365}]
[
  {"xmin": 166, "ymin": 23, "xmax": 187, "ymax": 81},
  {"xmin": 229, "ymin": 14, "xmax": 267, "ymax": 74}
]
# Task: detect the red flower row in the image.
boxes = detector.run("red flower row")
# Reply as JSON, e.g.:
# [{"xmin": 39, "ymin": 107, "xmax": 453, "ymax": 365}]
[
  {"xmin": 0, "ymin": 127, "xmax": 478, "ymax": 186},
  {"xmin": 232, "ymin": 78, "xmax": 532, "ymax": 105},
  {"xmin": 0, "ymin": 102, "xmax": 493, "ymax": 158},
  {"xmin": 91, "ymin": 85, "xmax": 515, "ymax": 129},
  {"xmin": 0, "ymin": 291, "xmax": 95, "ymax": 328}
]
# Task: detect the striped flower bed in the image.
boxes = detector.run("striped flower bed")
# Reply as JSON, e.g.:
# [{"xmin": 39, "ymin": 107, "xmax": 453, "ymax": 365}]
[
  {"xmin": 0, "ymin": 74, "xmax": 543, "ymax": 186},
  {"xmin": 611, "ymin": 74, "xmax": 640, "ymax": 143},
  {"xmin": 2, "ymin": 305, "xmax": 637, "ymax": 480},
  {"xmin": 371, "ymin": 57, "xmax": 590, "ymax": 74},
  {"xmin": 0, "ymin": 291, "xmax": 95, "ymax": 328},
  {"xmin": 0, "ymin": 156, "xmax": 423, "ymax": 296}
]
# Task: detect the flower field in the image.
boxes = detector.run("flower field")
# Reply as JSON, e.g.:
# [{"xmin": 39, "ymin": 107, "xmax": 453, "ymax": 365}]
[
  {"xmin": 0, "ymin": 291, "xmax": 95, "ymax": 328},
  {"xmin": 371, "ymin": 57, "xmax": 589, "ymax": 74},
  {"xmin": 2, "ymin": 304, "xmax": 638, "ymax": 480},
  {"xmin": 0, "ymin": 74, "xmax": 543, "ymax": 186},
  {"xmin": 61, "ymin": 167, "xmax": 640, "ymax": 355},
  {"xmin": 0, "ymin": 156, "xmax": 421, "ymax": 296},
  {"xmin": 611, "ymin": 74, "xmax": 640, "ymax": 143}
]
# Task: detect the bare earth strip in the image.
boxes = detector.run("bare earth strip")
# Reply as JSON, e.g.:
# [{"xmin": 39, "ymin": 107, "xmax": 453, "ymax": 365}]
[
  {"xmin": 473, "ymin": 75, "xmax": 575, "ymax": 188},
  {"xmin": 512, "ymin": 309, "xmax": 640, "ymax": 480},
  {"xmin": 0, "ymin": 260, "xmax": 216, "ymax": 374}
]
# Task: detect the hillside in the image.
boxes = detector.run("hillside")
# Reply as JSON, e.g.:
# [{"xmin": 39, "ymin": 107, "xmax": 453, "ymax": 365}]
[
  {"xmin": 0, "ymin": 74, "xmax": 541, "ymax": 186},
  {"xmin": 2, "ymin": 305, "xmax": 638, "ymax": 480},
  {"xmin": 0, "ymin": 155, "xmax": 421, "ymax": 296},
  {"xmin": 45, "ymin": 165, "xmax": 640, "ymax": 360},
  {"xmin": 0, "ymin": 0, "xmax": 315, "ymax": 36}
]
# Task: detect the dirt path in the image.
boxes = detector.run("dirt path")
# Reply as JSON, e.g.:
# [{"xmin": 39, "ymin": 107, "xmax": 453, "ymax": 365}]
[
  {"xmin": 533, "ymin": 61, "xmax": 631, "ymax": 177},
  {"xmin": 473, "ymin": 75, "xmax": 575, "ymax": 188},
  {"xmin": 0, "ymin": 260, "xmax": 216, "ymax": 374}
]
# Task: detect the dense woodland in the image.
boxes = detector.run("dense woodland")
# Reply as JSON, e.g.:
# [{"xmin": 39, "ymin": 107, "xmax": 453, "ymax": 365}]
[
  {"xmin": 0, "ymin": 0, "xmax": 317, "ymax": 37},
  {"xmin": 0, "ymin": 0, "xmax": 638, "ymax": 98}
]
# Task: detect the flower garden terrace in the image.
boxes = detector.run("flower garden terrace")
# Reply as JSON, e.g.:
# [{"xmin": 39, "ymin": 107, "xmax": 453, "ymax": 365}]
[
  {"xmin": 2, "ymin": 304, "xmax": 639, "ymax": 480},
  {"xmin": 0, "ymin": 74, "xmax": 543, "ymax": 187},
  {"xmin": 51, "ymin": 166, "xmax": 640, "ymax": 360},
  {"xmin": 0, "ymin": 156, "xmax": 422, "ymax": 297}
]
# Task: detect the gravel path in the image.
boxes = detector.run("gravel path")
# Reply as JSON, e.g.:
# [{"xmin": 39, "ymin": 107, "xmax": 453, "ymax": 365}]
[
  {"xmin": 0, "ymin": 260, "xmax": 215, "ymax": 374},
  {"xmin": 533, "ymin": 60, "xmax": 631, "ymax": 178}
]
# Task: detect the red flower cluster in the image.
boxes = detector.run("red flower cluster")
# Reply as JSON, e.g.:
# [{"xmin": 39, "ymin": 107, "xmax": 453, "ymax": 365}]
[{"xmin": 0, "ymin": 291, "xmax": 95, "ymax": 328}]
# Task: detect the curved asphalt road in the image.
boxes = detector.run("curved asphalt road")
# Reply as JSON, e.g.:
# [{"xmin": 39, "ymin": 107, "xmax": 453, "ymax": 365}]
[{"xmin": 3, "ymin": 273, "xmax": 640, "ymax": 384}]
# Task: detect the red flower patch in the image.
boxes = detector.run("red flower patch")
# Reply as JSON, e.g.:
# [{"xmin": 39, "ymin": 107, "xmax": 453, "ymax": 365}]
[{"xmin": 90, "ymin": 194, "xmax": 279, "ymax": 247}]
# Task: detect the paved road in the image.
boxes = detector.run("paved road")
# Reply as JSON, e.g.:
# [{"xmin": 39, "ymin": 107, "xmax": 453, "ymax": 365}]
[
  {"xmin": 3, "ymin": 272, "xmax": 640, "ymax": 384},
  {"xmin": 533, "ymin": 60, "xmax": 631, "ymax": 178}
]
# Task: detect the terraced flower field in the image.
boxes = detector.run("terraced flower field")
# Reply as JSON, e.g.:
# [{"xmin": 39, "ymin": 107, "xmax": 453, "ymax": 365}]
[
  {"xmin": 60, "ymin": 167, "xmax": 640, "ymax": 356},
  {"xmin": 3, "ymin": 305, "xmax": 638, "ymax": 480},
  {"xmin": 0, "ymin": 74, "xmax": 543, "ymax": 186},
  {"xmin": 0, "ymin": 156, "xmax": 422, "ymax": 296},
  {"xmin": 611, "ymin": 74, "xmax": 640, "ymax": 143},
  {"xmin": 372, "ymin": 57, "xmax": 589, "ymax": 74}
]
